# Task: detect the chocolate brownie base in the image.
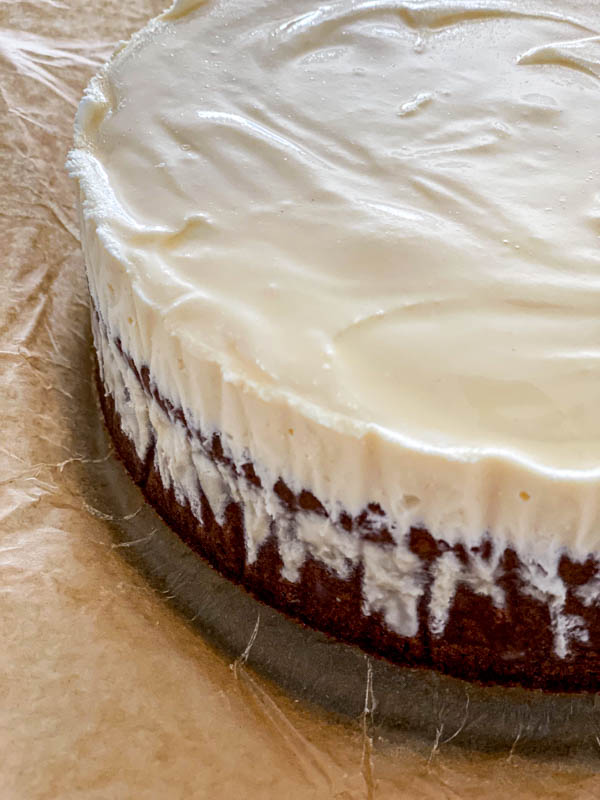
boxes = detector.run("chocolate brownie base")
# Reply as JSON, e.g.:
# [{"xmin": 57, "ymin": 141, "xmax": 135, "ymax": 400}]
[{"xmin": 95, "ymin": 353, "xmax": 600, "ymax": 693}]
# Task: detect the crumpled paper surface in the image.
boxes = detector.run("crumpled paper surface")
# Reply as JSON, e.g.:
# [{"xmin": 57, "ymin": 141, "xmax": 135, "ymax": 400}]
[{"xmin": 1, "ymin": 0, "xmax": 600, "ymax": 797}]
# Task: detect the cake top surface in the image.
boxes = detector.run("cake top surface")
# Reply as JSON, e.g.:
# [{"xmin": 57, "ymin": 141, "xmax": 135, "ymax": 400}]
[{"xmin": 72, "ymin": 0, "xmax": 600, "ymax": 477}]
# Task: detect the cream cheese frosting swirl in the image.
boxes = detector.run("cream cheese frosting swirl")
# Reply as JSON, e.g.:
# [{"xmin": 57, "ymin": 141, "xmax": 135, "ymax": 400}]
[{"xmin": 69, "ymin": 0, "xmax": 600, "ymax": 558}]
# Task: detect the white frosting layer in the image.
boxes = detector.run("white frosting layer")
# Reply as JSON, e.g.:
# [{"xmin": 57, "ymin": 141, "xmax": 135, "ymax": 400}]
[{"xmin": 69, "ymin": 0, "xmax": 600, "ymax": 560}]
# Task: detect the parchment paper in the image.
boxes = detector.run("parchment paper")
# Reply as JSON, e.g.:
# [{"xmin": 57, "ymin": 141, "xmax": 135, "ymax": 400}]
[{"xmin": 1, "ymin": 1, "xmax": 599, "ymax": 796}]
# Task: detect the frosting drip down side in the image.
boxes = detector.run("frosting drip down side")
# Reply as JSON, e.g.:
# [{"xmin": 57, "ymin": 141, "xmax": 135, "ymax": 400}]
[{"xmin": 93, "ymin": 310, "xmax": 600, "ymax": 673}]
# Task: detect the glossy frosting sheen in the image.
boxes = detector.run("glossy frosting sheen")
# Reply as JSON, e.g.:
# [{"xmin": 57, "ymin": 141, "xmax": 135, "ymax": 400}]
[{"xmin": 70, "ymin": 1, "xmax": 600, "ymax": 557}]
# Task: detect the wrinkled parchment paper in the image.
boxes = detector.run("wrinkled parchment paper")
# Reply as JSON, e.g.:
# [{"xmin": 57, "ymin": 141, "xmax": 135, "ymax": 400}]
[{"xmin": 1, "ymin": 1, "xmax": 600, "ymax": 796}]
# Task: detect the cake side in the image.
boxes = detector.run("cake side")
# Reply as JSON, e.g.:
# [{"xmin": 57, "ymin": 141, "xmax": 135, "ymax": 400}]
[
  {"xmin": 93, "ymin": 307, "xmax": 600, "ymax": 691},
  {"xmin": 69, "ymin": 0, "xmax": 600, "ymax": 692}
]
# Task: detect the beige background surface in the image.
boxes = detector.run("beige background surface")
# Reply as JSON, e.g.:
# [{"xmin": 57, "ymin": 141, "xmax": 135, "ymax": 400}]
[{"xmin": 1, "ymin": 1, "xmax": 600, "ymax": 796}]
